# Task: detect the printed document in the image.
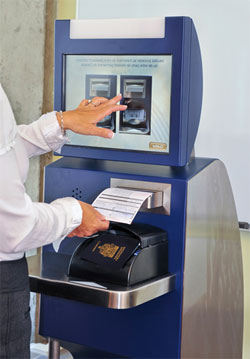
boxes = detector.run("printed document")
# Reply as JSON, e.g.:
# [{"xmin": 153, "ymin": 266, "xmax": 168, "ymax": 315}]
[{"xmin": 92, "ymin": 188, "xmax": 152, "ymax": 224}]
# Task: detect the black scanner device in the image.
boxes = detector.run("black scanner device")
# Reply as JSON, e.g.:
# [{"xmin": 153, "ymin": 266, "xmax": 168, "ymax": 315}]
[{"xmin": 68, "ymin": 223, "xmax": 168, "ymax": 286}]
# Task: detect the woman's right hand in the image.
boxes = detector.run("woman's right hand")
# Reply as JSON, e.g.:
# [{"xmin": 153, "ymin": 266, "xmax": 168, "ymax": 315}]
[
  {"xmin": 67, "ymin": 201, "xmax": 109, "ymax": 238},
  {"xmin": 56, "ymin": 94, "xmax": 127, "ymax": 140}
]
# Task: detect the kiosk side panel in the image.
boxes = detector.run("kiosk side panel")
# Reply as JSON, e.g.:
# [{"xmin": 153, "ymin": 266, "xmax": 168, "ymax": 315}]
[{"xmin": 181, "ymin": 160, "xmax": 243, "ymax": 358}]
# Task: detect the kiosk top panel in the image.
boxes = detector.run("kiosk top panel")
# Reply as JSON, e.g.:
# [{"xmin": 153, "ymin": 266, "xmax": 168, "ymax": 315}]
[{"xmin": 54, "ymin": 17, "xmax": 202, "ymax": 166}]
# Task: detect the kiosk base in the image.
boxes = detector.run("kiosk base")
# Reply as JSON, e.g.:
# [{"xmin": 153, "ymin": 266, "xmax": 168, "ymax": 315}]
[{"xmin": 36, "ymin": 157, "xmax": 243, "ymax": 358}]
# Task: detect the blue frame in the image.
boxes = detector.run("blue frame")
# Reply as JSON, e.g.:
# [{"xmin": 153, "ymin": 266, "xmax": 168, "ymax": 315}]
[{"xmin": 54, "ymin": 17, "xmax": 203, "ymax": 166}]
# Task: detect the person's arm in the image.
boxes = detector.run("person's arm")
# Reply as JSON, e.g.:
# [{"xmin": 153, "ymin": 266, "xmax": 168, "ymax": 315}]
[
  {"xmin": 0, "ymin": 146, "xmax": 83, "ymax": 254},
  {"xmin": 0, "ymin": 143, "xmax": 109, "ymax": 254},
  {"xmin": 17, "ymin": 111, "xmax": 67, "ymax": 158},
  {"xmin": 18, "ymin": 95, "xmax": 127, "ymax": 158}
]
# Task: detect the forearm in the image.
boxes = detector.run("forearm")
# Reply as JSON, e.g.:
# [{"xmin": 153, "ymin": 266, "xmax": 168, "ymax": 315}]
[
  {"xmin": 0, "ymin": 196, "xmax": 82, "ymax": 254},
  {"xmin": 0, "ymin": 148, "xmax": 82, "ymax": 254},
  {"xmin": 18, "ymin": 111, "xmax": 68, "ymax": 158}
]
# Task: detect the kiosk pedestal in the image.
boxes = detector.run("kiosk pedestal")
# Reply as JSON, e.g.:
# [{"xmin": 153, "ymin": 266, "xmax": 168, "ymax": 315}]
[{"xmin": 32, "ymin": 157, "xmax": 243, "ymax": 358}]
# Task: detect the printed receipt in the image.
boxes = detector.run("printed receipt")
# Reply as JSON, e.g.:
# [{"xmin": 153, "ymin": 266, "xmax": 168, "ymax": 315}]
[{"xmin": 92, "ymin": 188, "xmax": 153, "ymax": 224}]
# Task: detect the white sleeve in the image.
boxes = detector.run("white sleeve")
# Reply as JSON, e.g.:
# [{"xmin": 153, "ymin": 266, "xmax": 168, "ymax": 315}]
[
  {"xmin": 0, "ymin": 148, "xmax": 82, "ymax": 254},
  {"xmin": 17, "ymin": 111, "xmax": 68, "ymax": 157}
]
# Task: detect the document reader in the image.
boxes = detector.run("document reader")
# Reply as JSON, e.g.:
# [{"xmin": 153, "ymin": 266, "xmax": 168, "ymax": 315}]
[{"xmin": 68, "ymin": 223, "xmax": 168, "ymax": 286}]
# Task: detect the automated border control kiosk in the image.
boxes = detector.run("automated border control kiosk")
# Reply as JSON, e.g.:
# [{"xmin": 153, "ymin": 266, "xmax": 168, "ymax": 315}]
[{"xmin": 39, "ymin": 17, "xmax": 243, "ymax": 358}]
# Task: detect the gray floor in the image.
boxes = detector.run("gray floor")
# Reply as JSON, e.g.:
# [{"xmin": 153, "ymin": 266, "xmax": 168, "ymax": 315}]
[{"xmin": 30, "ymin": 343, "xmax": 73, "ymax": 359}]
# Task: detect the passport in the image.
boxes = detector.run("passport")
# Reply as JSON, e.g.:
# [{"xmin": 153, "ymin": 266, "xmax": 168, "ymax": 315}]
[{"xmin": 80, "ymin": 233, "xmax": 139, "ymax": 269}]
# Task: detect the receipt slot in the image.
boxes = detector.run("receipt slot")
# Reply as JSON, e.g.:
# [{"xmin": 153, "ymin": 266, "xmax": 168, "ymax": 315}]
[
  {"xmin": 86, "ymin": 74, "xmax": 117, "ymax": 130},
  {"xmin": 120, "ymin": 76, "xmax": 152, "ymax": 134},
  {"xmin": 110, "ymin": 178, "xmax": 171, "ymax": 215}
]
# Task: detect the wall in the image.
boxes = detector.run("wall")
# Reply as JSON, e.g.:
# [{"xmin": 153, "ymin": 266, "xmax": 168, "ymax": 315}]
[
  {"xmin": 58, "ymin": 0, "xmax": 76, "ymax": 19},
  {"xmin": 241, "ymin": 229, "xmax": 250, "ymax": 357},
  {"xmin": 0, "ymin": 0, "xmax": 46, "ymax": 202}
]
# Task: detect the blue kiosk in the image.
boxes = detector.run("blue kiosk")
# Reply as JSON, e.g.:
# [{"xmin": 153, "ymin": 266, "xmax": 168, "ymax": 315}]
[{"xmin": 35, "ymin": 17, "xmax": 243, "ymax": 358}]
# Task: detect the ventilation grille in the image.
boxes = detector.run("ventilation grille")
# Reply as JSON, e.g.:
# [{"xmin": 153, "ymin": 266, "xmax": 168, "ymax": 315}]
[{"xmin": 72, "ymin": 187, "xmax": 82, "ymax": 200}]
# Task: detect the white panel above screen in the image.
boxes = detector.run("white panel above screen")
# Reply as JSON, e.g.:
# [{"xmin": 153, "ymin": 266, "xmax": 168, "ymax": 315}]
[
  {"xmin": 70, "ymin": 18, "xmax": 165, "ymax": 38},
  {"xmin": 76, "ymin": 0, "xmax": 250, "ymax": 223}
]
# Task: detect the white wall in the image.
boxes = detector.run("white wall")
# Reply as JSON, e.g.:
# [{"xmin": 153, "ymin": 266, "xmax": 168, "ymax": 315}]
[
  {"xmin": 0, "ymin": 0, "xmax": 46, "ymax": 203},
  {"xmin": 77, "ymin": 0, "xmax": 250, "ymax": 223}
]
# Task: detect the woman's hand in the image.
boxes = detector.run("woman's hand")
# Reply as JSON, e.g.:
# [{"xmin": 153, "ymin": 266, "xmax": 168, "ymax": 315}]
[
  {"xmin": 56, "ymin": 94, "xmax": 127, "ymax": 139},
  {"xmin": 67, "ymin": 201, "xmax": 109, "ymax": 238}
]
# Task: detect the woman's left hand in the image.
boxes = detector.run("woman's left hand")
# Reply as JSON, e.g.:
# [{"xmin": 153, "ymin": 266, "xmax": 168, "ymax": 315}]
[{"xmin": 56, "ymin": 94, "xmax": 127, "ymax": 139}]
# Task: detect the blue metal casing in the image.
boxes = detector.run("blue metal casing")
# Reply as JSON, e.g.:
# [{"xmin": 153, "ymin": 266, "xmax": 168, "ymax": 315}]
[
  {"xmin": 54, "ymin": 17, "xmax": 202, "ymax": 166},
  {"xmin": 40, "ymin": 157, "xmax": 213, "ymax": 358}
]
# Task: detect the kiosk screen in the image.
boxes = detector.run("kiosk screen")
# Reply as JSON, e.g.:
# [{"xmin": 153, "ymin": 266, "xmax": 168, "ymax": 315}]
[{"xmin": 64, "ymin": 55, "xmax": 172, "ymax": 154}]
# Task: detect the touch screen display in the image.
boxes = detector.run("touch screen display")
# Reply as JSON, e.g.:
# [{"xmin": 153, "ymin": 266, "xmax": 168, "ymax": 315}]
[{"xmin": 64, "ymin": 55, "xmax": 172, "ymax": 153}]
